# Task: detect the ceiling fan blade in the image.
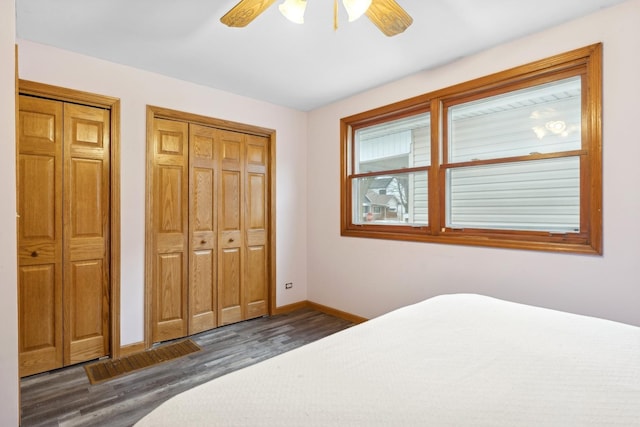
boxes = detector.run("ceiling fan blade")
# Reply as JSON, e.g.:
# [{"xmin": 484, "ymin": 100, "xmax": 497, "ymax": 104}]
[
  {"xmin": 365, "ymin": 0, "xmax": 413, "ymax": 37},
  {"xmin": 220, "ymin": 0, "xmax": 277, "ymax": 27}
]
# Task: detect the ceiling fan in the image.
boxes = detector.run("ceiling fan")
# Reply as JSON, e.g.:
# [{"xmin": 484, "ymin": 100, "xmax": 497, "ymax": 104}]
[{"xmin": 220, "ymin": 0, "xmax": 413, "ymax": 37}]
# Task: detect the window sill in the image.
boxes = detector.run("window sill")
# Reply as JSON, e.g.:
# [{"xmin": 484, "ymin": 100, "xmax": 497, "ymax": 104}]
[{"xmin": 341, "ymin": 226, "xmax": 600, "ymax": 255}]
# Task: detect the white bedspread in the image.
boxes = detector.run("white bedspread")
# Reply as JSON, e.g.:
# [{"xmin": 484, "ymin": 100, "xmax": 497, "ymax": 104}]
[{"xmin": 136, "ymin": 294, "xmax": 640, "ymax": 426}]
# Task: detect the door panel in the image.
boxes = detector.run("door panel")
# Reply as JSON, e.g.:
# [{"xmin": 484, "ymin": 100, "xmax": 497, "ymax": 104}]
[
  {"xmin": 67, "ymin": 260, "xmax": 106, "ymax": 364},
  {"xmin": 17, "ymin": 96, "xmax": 63, "ymax": 377},
  {"xmin": 218, "ymin": 130, "xmax": 245, "ymax": 325},
  {"xmin": 153, "ymin": 119, "xmax": 189, "ymax": 342},
  {"xmin": 247, "ymin": 174, "xmax": 266, "ymax": 229},
  {"xmin": 244, "ymin": 135, "xmax": 268, "ymax": 319},
  {"xmin": 189, "ymin": 124, "xmax": 217, "ymax": 334},
  {"xmin": 159, "ymin": 167, "xmax": 186, "ymax": 231},
  {"xmin": 220, "ymin": 247, "xmax": 242, "ymax": 325},
  {"xmin": 156, "ymin": 253, "xmax": 186, "ymax": 341},
  {"xmin": 63, "ymin": 103, "xmax": 110, "ymax": 365},
  {"xmin": 221, "ymin": 171, "xmax": 241, "ymax": 230},
  {"xmin": 190, "ymin": 250, "xmax": 215, "ymax": 332},
  {"xmin": 69, "ymin": 159, "xmax": 103, "ymax": 236},
  {"xmin": 246, "ymin": 246, "xmax": 267, "ymax": 318},
  {"xmin": 19, "ymin": 156, "xmax": 56, "ymax": 240},
  {"xmin": 18, "ymin": 265, "xmax": 60, "ymax": 375}
]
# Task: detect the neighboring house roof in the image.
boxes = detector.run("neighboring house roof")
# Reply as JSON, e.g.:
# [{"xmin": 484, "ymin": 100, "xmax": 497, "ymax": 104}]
[
  {"xmin": 368, "ymin": 178, "xmax": 394, "ymax": 190},
  {"xmin": 365, "ymin": 190, "xmax": 399, "ymax": 207}
]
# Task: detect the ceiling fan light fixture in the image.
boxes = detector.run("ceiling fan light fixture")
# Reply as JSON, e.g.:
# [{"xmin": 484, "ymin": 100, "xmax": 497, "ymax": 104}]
[
  {"xmin": 279, "ymin": 0, "xmax": 307, "ymax": 24},
  {"xmin": 342, "ymin": 0, "xmax": 372, "ymax": 22},
  {"xmin": 221, "ymin": 0, "xmax": 412, "ymax": 37}
]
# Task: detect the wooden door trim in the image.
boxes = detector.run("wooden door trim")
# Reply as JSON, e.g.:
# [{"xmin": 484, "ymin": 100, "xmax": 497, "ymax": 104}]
[
  {"xmin": 18, "ymin": 80, "xmax": 122, "ymax": 359},
  {"xmin": 145, "ymin": 105, "xmax": 276, "ymax": 349},
  {"xmin": 148, "ymin": 105, "xmax": 276, "ymax": 137}
]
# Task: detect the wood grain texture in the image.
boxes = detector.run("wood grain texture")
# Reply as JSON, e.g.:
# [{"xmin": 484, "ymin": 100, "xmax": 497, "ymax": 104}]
[
  {"xmin": 17, "ymin": 97, "xmax": 64, "ymax": 377},
  {"xmin": 84, "ymin": 340, "xmax": 200, "ymax": 385},
  {"xmin": 189, "ymin": 124, "xmax": 218, "ymax": 334},
  {"xmin": 119, "ymin": 342, "xmax": 145, "ymax": 358},
  {"xmin": 152, "ymin": 119, "xmax": 189, "ymax": 342},
  {"xmin": 20, "ymin": 308, "xmax": 353, "ymax": 426},
  {"xmin": 19, "ymin": 80, "xmax": 122, "ymax": 363},
  {"xmin": 220, "ymin": 0, "xmax": 277, "ymax": 27},
  {"xmin": 63, "ymin": 103, "xmax": 110, "ymax": 366},
  {"xmin": 146, "ymin": 106, "xmax": 276, "ymax": 345},
  {"xmin": 18, "ymin": 96, "xmax": 113, "ymax": 376},
  {"xmin": 366, "ymin": 0, "xmax": 413, "ymax": 37}
]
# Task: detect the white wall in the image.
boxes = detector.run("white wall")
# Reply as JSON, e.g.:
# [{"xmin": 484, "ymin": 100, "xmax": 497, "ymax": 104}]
[
  {"xmin": 0, "ymin": 1, "xmax": 19, "ymax": 425},
  {"xmin": 16, "ymin": 40, "xmax": 310, "ymax": 345},
  {"xmin": 307, "ymin": 0, "xmax": 640, "ymax": 326}
]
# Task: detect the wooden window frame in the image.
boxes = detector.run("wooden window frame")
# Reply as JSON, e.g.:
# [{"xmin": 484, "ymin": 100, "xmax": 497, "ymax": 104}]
[{"xmin": 341, "ymin": 44, "xmax": 602, "ymax": 254}]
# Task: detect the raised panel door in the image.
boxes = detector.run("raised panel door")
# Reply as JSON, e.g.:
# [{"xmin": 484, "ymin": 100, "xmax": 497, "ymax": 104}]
[
  {"xmin": 63, "ymin": 103, "xmax": 110, "ymax": 364},
  {"xmin": 152, "ymin": 119, "xmax": 189, "ymax": 342},
  {"xmin": 147, "ymin": 113, "xmax": 271, "ymax": 342},
  {"xmin": 188, "ymin": 124, "xmax": 217, "ymax": 334},
  {"xmin": 218, "ymin": 130, "xmax": 245, "ymax": 325},
  {"xmin": 244, "ymin": 135, "xmax": 269, "ymax": 319},
  {"xmin": 17, "ymin": 96, "xmax": 63, "ymax": 377}
]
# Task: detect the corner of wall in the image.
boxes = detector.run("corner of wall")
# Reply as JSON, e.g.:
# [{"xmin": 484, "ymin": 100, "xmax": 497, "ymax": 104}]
[{"xmin": 1, "ymin": 1, "xmax": 20, "ymax": 425}]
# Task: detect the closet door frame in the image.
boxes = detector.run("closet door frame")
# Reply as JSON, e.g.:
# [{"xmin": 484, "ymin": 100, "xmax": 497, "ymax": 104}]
[
  {"xmin": 18, "ymin": 80, "xmax": 122, "ymax": 359},
  {"xmin": 144, "ymin": 105, "xmax": 276, "ymax": 349}
]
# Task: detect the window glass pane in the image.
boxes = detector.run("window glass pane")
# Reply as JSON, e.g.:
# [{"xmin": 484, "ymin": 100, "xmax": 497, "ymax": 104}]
[
  {"xmin": 446, "ymin": 157, "xmax": 580, "ymax": 232},
  {"xmin": 353, "ymin": 172, "xmax": 428, "ymax": 226},
  {"xmin": 355, "ymin": 113, "xmax": 430, "ymax": 173},
  {"xmin": 449, "ymin": 77, "xmax": 581, "ymax": 163}
]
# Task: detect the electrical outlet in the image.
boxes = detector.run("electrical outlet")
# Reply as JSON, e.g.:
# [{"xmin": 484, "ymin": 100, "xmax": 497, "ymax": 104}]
[{"xmin": 285, "ymin": 282, "xmax": 293, "ymax": 289}]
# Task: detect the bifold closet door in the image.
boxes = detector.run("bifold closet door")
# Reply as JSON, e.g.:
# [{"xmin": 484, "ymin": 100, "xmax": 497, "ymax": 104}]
[
  {"xmin": 218, "ymin": 130, "xmax": 244, "ymax": 325},
  {"xmin": 151, "ymin": 119, "xmax": 189, "ymax": 342},
  {"xmin": 243, "ymin": 134, "xmax": 269, "ymax": 320},
  {"xmin": 188, "ymin": 124, "xmax": 218, "ymax": 334},
  {"xmin": 218, "ymin": 130, "xmax": 269, "ymax": 325},
  {"xmin": 63, "ymin": 103, "xmax": 111, "ymax": 365},
  {"xmin": 18, "ymin": 96, "xmax": 111, "ymax": 377},
  {"xmin": 18, "ymin": 96, "xmax": 64, "ymax": 376},
  {"xmin": 152, "ymin": 120, "xmax": 219, "ymax": 341},
  {"xmin": 150, "ymin": 117, "xmax": 270, "ymax": 341}
]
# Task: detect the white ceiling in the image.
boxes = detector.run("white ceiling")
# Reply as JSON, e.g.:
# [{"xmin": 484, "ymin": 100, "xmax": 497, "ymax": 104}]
[{"xmin": 16, "ymin": 0, "xmax": 628, "ymax": 111}]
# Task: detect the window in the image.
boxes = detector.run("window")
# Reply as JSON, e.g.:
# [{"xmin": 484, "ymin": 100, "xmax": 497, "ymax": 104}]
[
  {"xmin": 351, "ymin": 110, "xmax": 430, "ymax": 226},
  {"xmin": 341, "ymin": 44, "xmax": 602, "ymax": 254}
]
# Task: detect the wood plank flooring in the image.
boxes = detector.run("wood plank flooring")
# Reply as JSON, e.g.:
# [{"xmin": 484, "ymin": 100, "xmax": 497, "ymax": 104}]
[{"xmin": 20, "ymin": 308, "xmax": 353, "ymax": 427}]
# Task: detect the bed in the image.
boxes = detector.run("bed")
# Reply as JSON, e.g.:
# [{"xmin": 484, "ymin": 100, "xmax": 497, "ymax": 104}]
[{"xmin": 135, "ymin": 294, "xmax": 640, "ymax": 426}]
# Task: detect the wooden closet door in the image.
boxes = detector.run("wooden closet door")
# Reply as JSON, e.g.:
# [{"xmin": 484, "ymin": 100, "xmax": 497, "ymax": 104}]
[
  {"xmin": 63, "ymin": 103, "xmax": 111, "ymax": 365},
  {"xmin": 218, "ymin": 130, "xmax": 245, "ymax": 326},
  {"xmin": 17, "ymin": 96, "xmax": 64, "ymax": 377},
  {"xmin": 188, "ymin": 124, "xmax": 217, "ymax": 334},
  {"xmin": 244, "ymin": 134, "xmax": 269, "ymax": 319},
  {"xmin": 152, "ymin": 119, "xmax": 189, "ymax": 342},
  {"xmin": 18, "ymin": 98, "xmax": 112, "ymax": 375},
  {"xmin": 147, "ymin": 111, "xmax": 272, "ymax": 341}
]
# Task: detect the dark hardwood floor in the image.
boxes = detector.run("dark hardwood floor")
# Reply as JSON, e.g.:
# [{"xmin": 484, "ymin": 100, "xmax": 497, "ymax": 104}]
[{"xmin": 20, "ymin": 308, "xmax": 353, "ymax": 427}]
